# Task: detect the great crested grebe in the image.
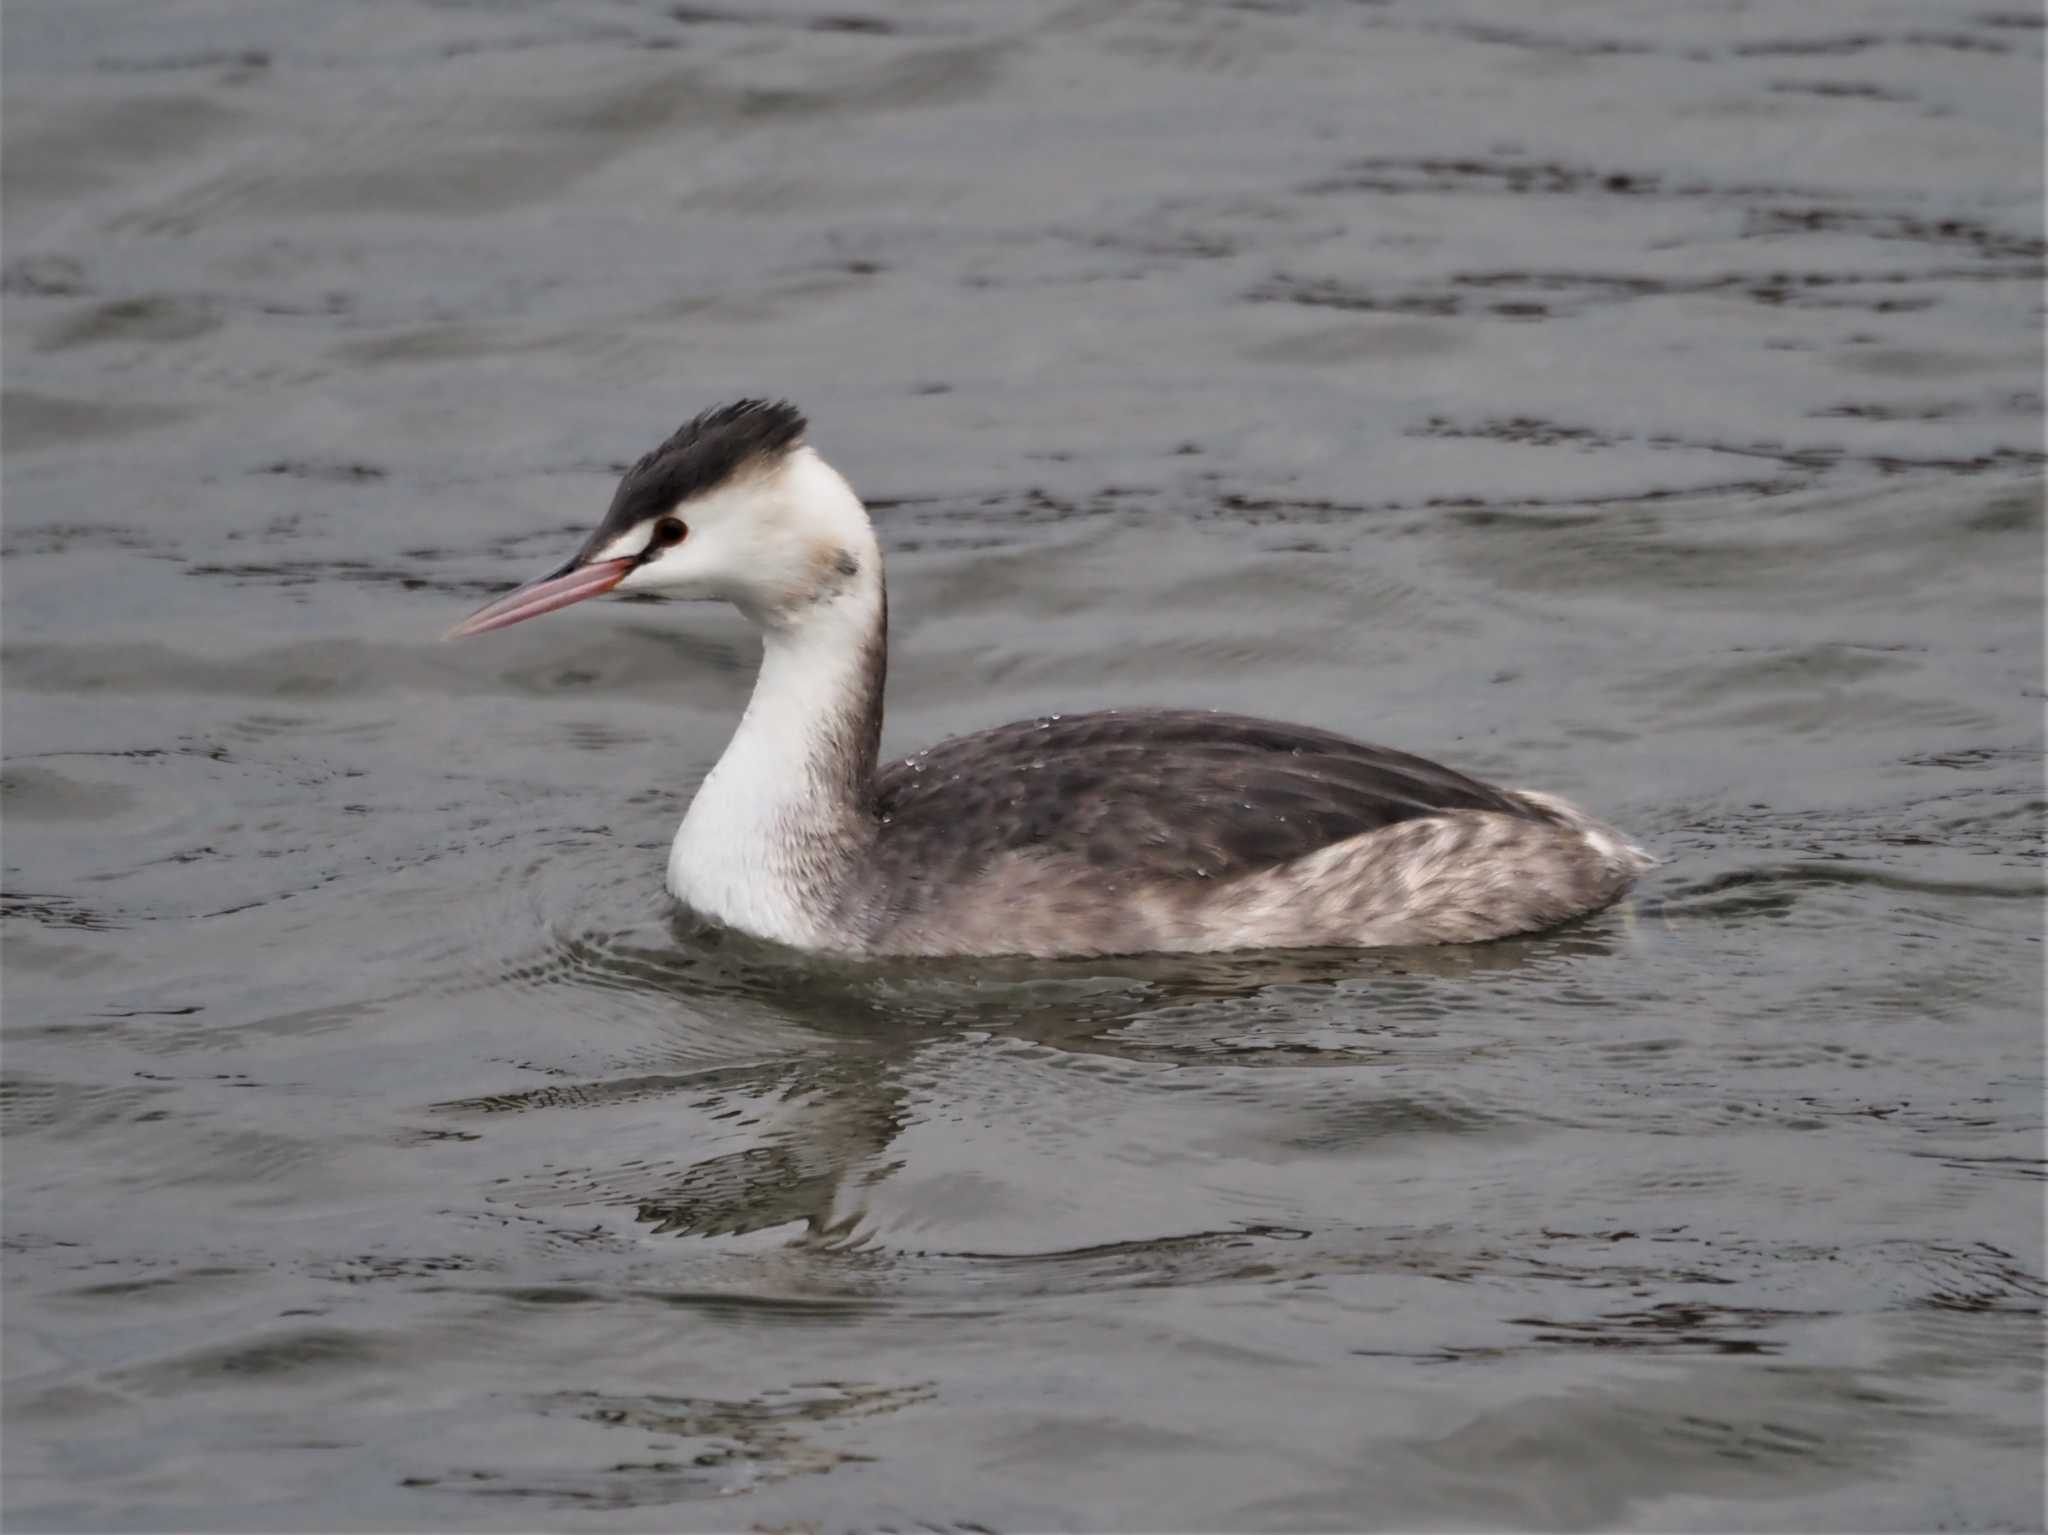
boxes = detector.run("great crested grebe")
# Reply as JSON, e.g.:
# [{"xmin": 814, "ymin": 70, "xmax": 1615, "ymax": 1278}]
[{"xmin": 449, "ymin": 400, "xmax": 1653, "ymax": 958}]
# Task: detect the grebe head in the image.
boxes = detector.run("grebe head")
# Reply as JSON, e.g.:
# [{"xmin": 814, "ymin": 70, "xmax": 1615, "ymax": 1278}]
[{"xmin": 447, "ymin": 399, "xmax": 874, "ymax": 639}]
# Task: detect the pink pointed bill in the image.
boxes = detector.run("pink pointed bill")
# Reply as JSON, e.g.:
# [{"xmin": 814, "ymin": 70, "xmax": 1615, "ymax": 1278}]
[{"xmin": 444, "ymin": 557, "xmax": 634, "ymax": 639}]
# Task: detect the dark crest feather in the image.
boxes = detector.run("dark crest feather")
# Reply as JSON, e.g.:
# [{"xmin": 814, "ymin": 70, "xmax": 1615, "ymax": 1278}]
[{"xmin": 580, "ymin": 400, "xmax": 806, "ymax": 558}]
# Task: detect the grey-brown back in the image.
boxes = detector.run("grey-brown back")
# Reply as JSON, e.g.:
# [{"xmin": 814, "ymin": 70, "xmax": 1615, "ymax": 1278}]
[{"xmin": 857, "ymin": 709, "xmax": 1558, "ymax": 920}]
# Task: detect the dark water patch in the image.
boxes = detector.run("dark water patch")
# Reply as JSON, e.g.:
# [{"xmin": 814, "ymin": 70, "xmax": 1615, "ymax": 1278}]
[
  {"xmin": 1900, "ymin": 741, "xmax": 2044, "ymax": 772},
  {"xmin": 1653, "ymin": 860, "xmax": 2040, "ymax": 911},
  {"xmin": 1732, "ymin": 29, "xmax": 2013, "ymax": 56},
  {"xmin": 1769, "ymin": 78, "xmax": 1920, "ymax": 102},
  {"xmin": 1301, "ymin": 155, "xmax": 1828, "ymax": 201},
  {"xmin": 256, "ymin": 458, "xmax": 387, "ymax": 482},
  {"xmin": 1865, "ymin": 447, "xmax": 2044, "ymax": 474},
  {"xmin": 630, "ymin": 1289, "xmax": 893, "ymax": 1323},
  {"xmin": 1, "ymin": 254, "xmax": 90, "ymax": 296},
  {"xmin": 1441, "ymin": 21, "xmax": 1657, "ymax": 57},
  {"xmin": 486, "ymin": 1284, "xmax": 604, "ymax": 1305},
  {"xmin": 118, "ymin": 1327, "xmax": 403, "ymax": 1393},
  {"xmin": 0, "ymin": 389, "xmax": 193, "ymax": 451},
  {"xmin": 1258, "ymin": 265, "xmax": 2045, "ymax": 325},
  {"xmin": 1414, "ymin": 415, "xmax": 1620, "ymax": 449},
  {"xmin": 36, "ymin": 293, "xmax": 222, "ymax": 350},
  {"xmin": 1958, "ymin": 487, "xmax": 2045, "ymax": 533},
  {"xmin": 1498, "ymin": 1300, "xmax": 1805, "ymax": 1358},
  {"xmin": 59, "ymin": 1266, "xmax": 252, "ymax": 1303},
  {"xmin": 668, "ymin": 5, "xmax": 914, "ymax": 36},
  {"xmin": 95, "ymin": 47, "xmax": 272, "ymax": 75},
  {"xmin": 0, "ymin": 519, "xmax": 168, "ymax": 557},
  {"xmin": 1811, "ymin": 399, "xmax": 1966, "ymax": 421},
  {"xmin": 1833, "ymin": 343, "xmax": 2041, "ymax": 378}
]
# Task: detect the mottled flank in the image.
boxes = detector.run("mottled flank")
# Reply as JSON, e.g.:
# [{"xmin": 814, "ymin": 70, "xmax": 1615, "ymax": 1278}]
[
  {"xmin": 575, "ymin": 399, "xmax": 806, "ymax": 563},
  {"xmin": 812, "ymin": 711, "xmax": 1653, "ymax": 957}
]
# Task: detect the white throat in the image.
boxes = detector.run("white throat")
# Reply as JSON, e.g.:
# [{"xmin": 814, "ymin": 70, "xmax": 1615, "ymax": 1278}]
[{"xmin": 666, "ymin": 457, "xmax": 885, "ymax": 947}]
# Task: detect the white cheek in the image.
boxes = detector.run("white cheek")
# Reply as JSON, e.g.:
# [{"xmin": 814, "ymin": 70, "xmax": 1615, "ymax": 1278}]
[
  {"xmin": 592, "ymin": 525, "xmax": 654, "ymax": 564},
  {"xmin": 617, "ymin": 537, "xmax": 717, "ymax": 594}
]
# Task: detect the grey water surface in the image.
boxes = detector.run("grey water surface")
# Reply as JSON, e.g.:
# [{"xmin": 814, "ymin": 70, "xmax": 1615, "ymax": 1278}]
[{"xmin": 2, "ymin": 1, "xmax": 2043, "ymax": 1529}]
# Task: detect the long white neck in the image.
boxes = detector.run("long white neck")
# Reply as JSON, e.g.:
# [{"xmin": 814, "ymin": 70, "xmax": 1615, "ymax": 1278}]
[{"xmin": 667, "ymin": 489, "xmax": 886, "ymax": 948}]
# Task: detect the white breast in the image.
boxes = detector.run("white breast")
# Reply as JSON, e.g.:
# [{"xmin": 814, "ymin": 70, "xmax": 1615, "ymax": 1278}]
[{"xmin": 667, "ymin": 774, "xmax": 825, "ymax": 948}]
